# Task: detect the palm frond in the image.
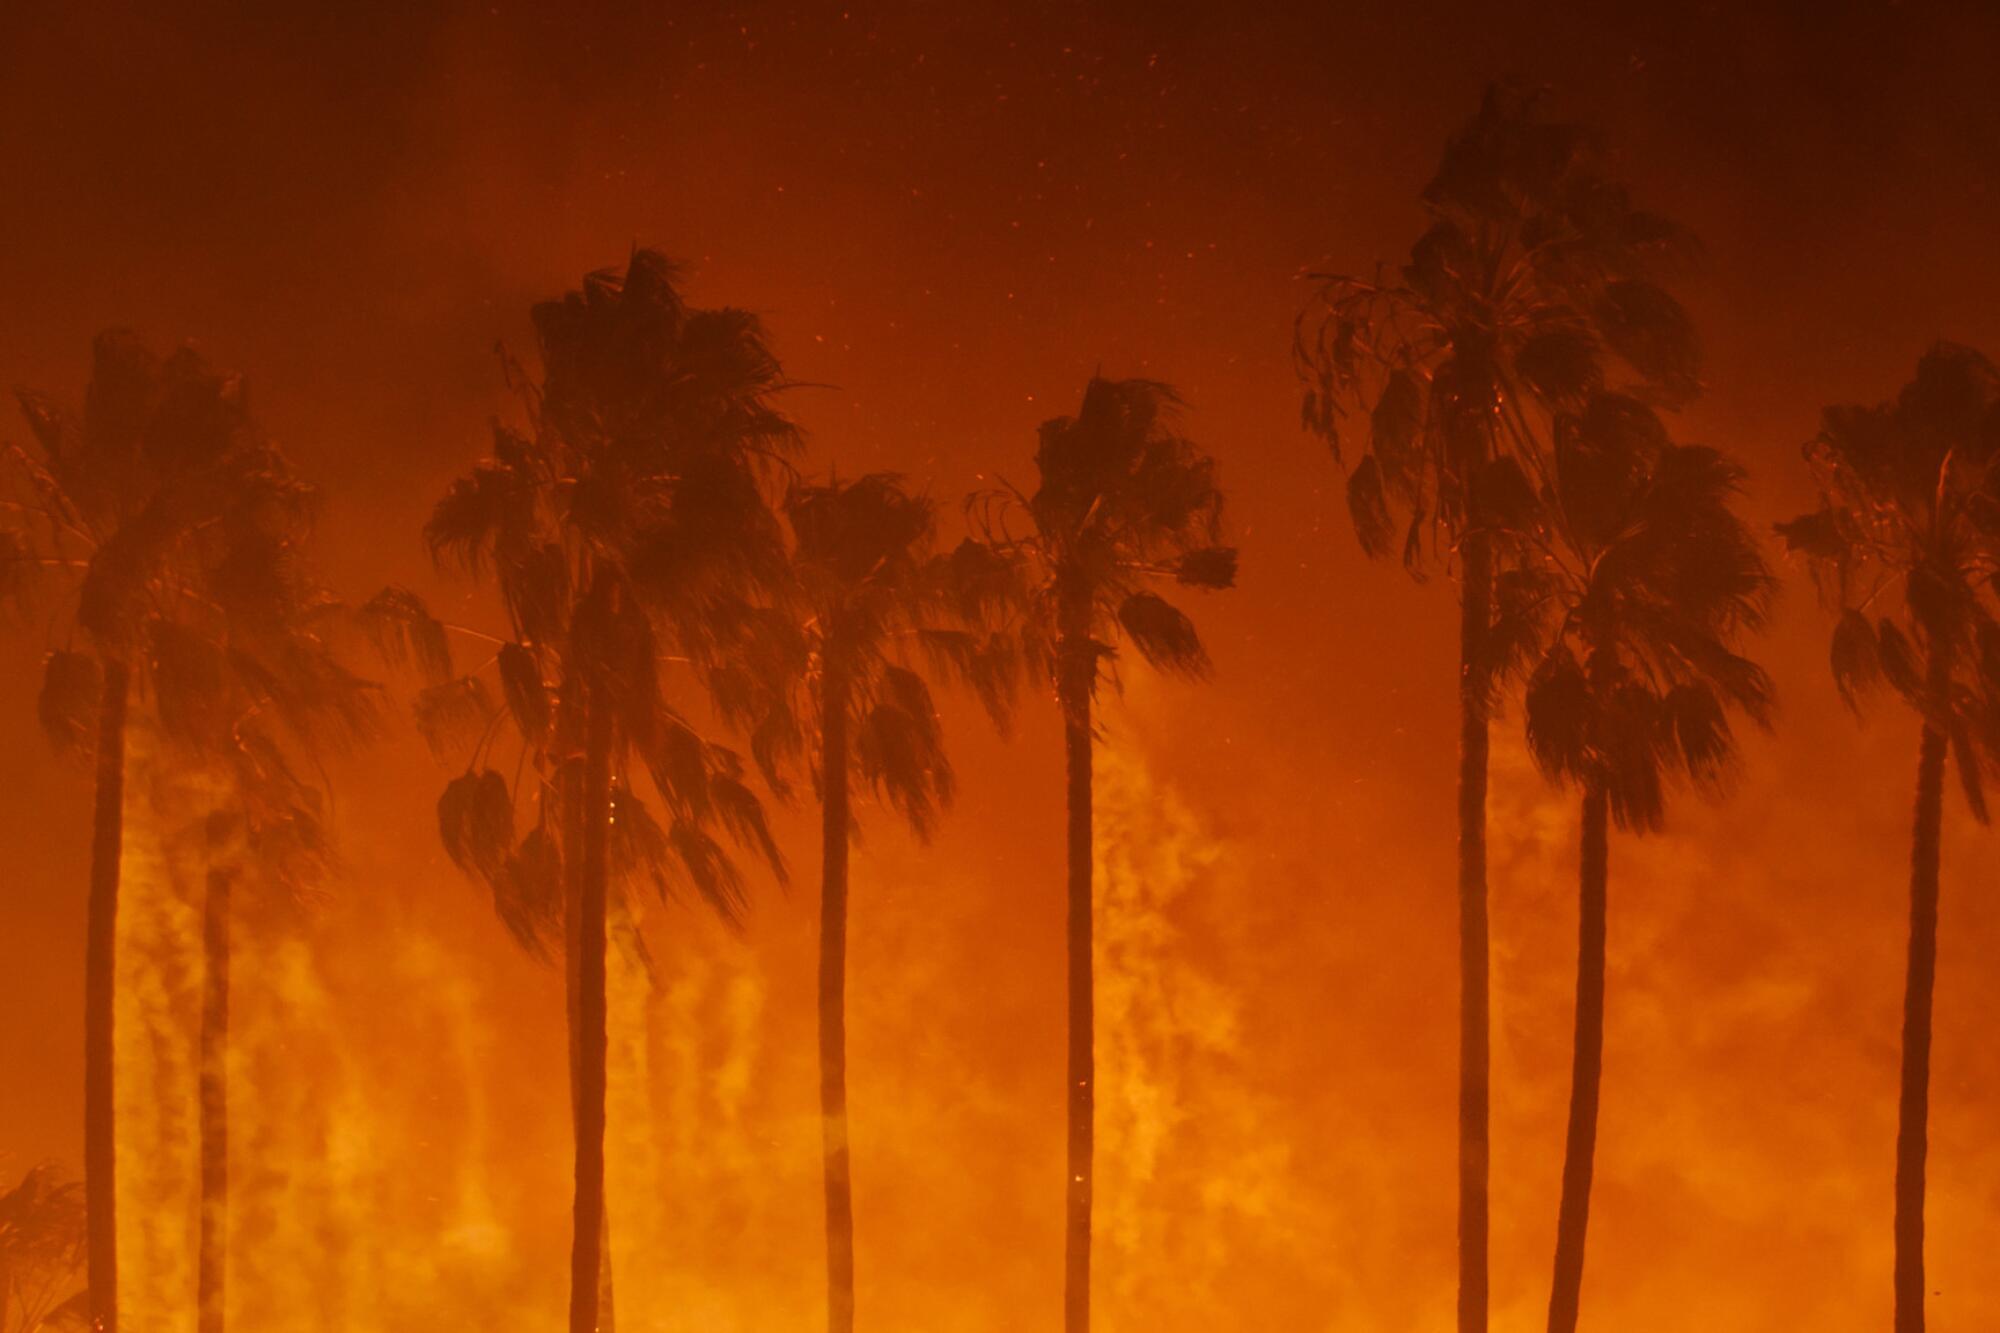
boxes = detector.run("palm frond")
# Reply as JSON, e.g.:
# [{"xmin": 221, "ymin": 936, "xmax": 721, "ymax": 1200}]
[
  {"xmin": 438, "ymin": 768, "xmax": 514, "ymax": 883},
  {"xmin": 495, "ymin": 821, "xmax": 564, "ymax": 960},
  {"xmin": 38, "ymin": 650, "xmax": 103, "ymax": 756},
  {"xmin": 855, "ymin": 666, "xmax": 955, "ymax": 841},
  {"xmin": 1830, "ymin": 609, "xmax": 1882, "ymax": 711},
  {"xmin": 496, "ymin": 641, "xmax": 551, "ymax": 741},
  {"xmin": 1115, "ymin": 591, "xmax": 1210, "ymax": 679},
  {"xmin": 414, "ymin": 675, "xmax": 499, "ymax": 760},
  {"xmin": 356, "ymin": 586, "xmax": 455, "ymax": 685}
]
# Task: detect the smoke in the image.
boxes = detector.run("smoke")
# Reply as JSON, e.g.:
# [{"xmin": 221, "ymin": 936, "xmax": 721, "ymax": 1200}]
[
  {"xmin": 114, "ymin": 716, "xmax": 553, "ymax": 1332},
  {"xmin": 114, "ymin": 720, "xmax": 205, "ymax": 1332},
  {"xmin": 1092, "ymin": 747, "xmax": 1319, "ymax": 1325},
  {"xmin": 99, "ymin": 704, "xmax": 2000, "ymax": 1332}
]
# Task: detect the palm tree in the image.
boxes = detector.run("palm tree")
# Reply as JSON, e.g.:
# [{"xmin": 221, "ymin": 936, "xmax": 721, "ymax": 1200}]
[
  {"xmin": 5, "ymin": 332, "xmax": 321, "ymax": 1333},
  {"xmin": 962, "ymin": 376, "xmax": 1234, "ymax": 1333},
  {"xmin": 766, "ymin": 472, "xmax": 1015, "ymax": 1333},
  {"xmin": 365, "ymin": 249, "xmax": 795, "ymax": 1333},
  {"xmin": 0, "ymin": 1165, "xmax": 86, "ymax": 1333},
  {"xmin": 150, "ymin": 469, "xmax": 373, "ymax": 1333},
  {"xmin": 1776, "ymin": 343, "xmax": 2000, "ymax": 1333},
  {"xmin": 1293, "ymin": 85, "xmax": 1698, "ymax": 1330},
  {"xmin": 1500, "ymin": 425, "xmax": 1772, "ymax": 1333}
]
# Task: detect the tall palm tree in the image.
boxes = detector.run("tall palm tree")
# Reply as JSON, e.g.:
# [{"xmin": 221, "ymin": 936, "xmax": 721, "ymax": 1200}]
[
  {"xmin": 767, "ymin": 472, "xmax": 1015, "ymax": 1333},
  {"xmin": 143, "ymin": 456, "xmax": 374, "ymax": 1333},
  {"xmin": 365, "ymin": 250, "xmax": 795, "ymax": 1333},
  {"xmin": 5, "ymin": 332, "xmax": 320, "ymax": 1333},
  {"xmin": 1776, "ymin": 343, "xmax": 2000, "ymax": 1333},
  {"xmin": 1500, "ymin": 424, "xmax": 1772, "ymax": 1333},
  {"xmin": 963, "ymin": 376, "xmax": 1234, "ymax": 1333},
  {"xmin": 1293, "ymin": 85, "xmax": 1698, "ymax": 1331}
]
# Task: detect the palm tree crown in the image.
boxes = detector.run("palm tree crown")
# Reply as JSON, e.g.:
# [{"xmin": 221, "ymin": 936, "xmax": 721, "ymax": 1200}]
[
  {"xmin": 1296, "ymin": 82, "xmax": 1698, "ymax": 578},
  {"xmin": 781, "ymin": 472, "xmax": 1014, "ymax": 832},
  {"xmin": 365, "ymin": 250, "xmax": 795, "ymax": 946},
  {"xmin": 967, "ymin": 376, "xmax": 1237, "ymax": 694},
  {"xmin": 1518, "ymin": 437, "xmax": 1776, "ymax": 827},
  {"xmin": 4, "ymin": 330, "xmax": 371, "ymax": 1333},
  {"xmin": 1777, "ymin": 342, "xmax": 2000, "ymax": 806}
]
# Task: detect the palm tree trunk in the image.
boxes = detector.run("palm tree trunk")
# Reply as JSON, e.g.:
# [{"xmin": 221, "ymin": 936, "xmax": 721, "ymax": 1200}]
[
  {"xmin": 197, "ymin": 852, "xmax": 232, "ymax": 1333},
  {"xmin": 562, "ymin": 743, "xmax": 617, "ymax": 1333},
  {"xmin": 1058, "ymin": 602, "xmax": 1095, "ymax": 1333},
  {"xmin": 1546, "ymin": 785, "xmax": 1608, "ymax": 1333},
  {"xmin": 568, "ymin": 690, "xmax": 613, "ymax": 1333},
  {"xmin": 86, "ymin": 657, "xmax": 129, "ymax": 1333},
  {"xmin": 1895, "ymin": 673, "xmax": 1949, "ymax": 1333},
  {"xmin": 819, "ymin": 666, "xmax": 856, "ymax": 1333},
  {"xmin": 1456, "ymin": 530, "xmax": 1493, "ymax": 1333}
]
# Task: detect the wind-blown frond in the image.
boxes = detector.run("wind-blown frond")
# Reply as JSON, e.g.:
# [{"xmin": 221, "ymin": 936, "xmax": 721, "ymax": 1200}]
[
  {"xmin": 414, "ymin": 675, "xmax": 499, "ymax": 760},
  {"xmin": 438, "ymin": 768, "xmax": 514, "ymax": 883},
  {"xmin": 496, "ymin": 641, "xmax": 551, "ymax": 741},
  {"xmin": 855, "ymin": 666, "xmax": 955, "ymax": 840},
  {"xmin": 1297, "ymin": 84, "xmax": 1695, "ymax": 583},
  {"xmin": 1523, "ymin": 424, "xmax": 1773, "ymax": 830},
  {"xmin": 1782, "ymin": 344, "xmax": 2000, "ymax": 799},
  {"xmin": 1116, "ymin": 591, "xmax": 1210, "ymax": 679},
  {"xmin": 356, "ymin": 586, "xmax": 455, "ymax": 685},
  {"xmin": 38, "ymin": 650, "xmax": 102, "ymax": 755},
  {"xmin": 494, "ymin": 821, "xmax": 563, "ymax": 960},
  {"xmin": 405, "ymin": 250, "xmax": 808, "ymax": 946}
]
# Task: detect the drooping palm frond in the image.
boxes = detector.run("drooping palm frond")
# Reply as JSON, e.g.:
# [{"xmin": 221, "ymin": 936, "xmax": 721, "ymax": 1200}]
[
  {"xmin": 37, "ymin": 650, "xmax": 103, "ymax": 756},
  {"xmin": 400, "ymin": 250, "xmax": 804, "ymax": 955},
  {"xmin": 1115, "ymin": 592, "xmax": 1210, "ymax": 679},
  {"xmin": 854, "ymin": 666, "xmax": 954, "ymax": 841},
  {"xmin": 1296, "ymin": 83, "xmax": 1698, "ymax": 579},
  {"xmin": 496, "ymin": 640, "xmax": 552, "ymax": 741},
  {"xmin": 438, "ymin": 768, "xmax": 515, "ymax": 884},
  {"xmin": 413, "ymin": 675, "xmax": 500, "ymax": 760},
  {"xmin": 0, "ymin": 1163, "xmax": 87, "ymax": 1333},
  {"xmin": 10, "ymin": 333, "xmax": 372, "ymax": 925},
  {"xmin": 1779, "ymin": 343, "xmax": 2000, "ymax": 818},
  {"xmin": 770, "ymin": 471, "xmax": 1006, "ymax": 841},
  {"xmin": 1523, "ymin": 428, "xmax": 1774, "ymax": 831},
  {"xmin": 356, "ymin": 586, "xmax": 456, "ymax": 685},
  {"xmin": 963, "ymin": 376, "xmax": 1234, "ymax": 711}
]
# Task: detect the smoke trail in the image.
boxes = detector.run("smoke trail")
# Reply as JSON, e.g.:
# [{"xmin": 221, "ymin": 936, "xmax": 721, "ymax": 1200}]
[
  {"xmin": 1091, "ymin": 747, "xmax": 1316, "ymax": 1326},
  {"xmin": 114, "ymin": 720, "xmax": 207, "ymax": 1333}
]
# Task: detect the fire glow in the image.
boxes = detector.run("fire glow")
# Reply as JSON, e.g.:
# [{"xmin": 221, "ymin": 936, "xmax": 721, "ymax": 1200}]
[{"xmin": 4, "ymin": 5, "xmax": 2000, "ymax": 1333}]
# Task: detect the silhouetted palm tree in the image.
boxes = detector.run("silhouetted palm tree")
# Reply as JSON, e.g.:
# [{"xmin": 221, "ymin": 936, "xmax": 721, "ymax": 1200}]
[
  {"xmin": 963, "ymin": 376, "xmax": 1234, "ymax": 1333},
  {"xmin": 1776, "ymin": 343, "xmax": 2000, "ymax": 1333},
  {"xmin": 1501, "ymin": 425, "xmax": 1772, "ymax": 1333},
  {"xmin": 1294, "ymin": 85, "xmax": 1697, "ymax": 1331},
  {"xmin": 365, "ymin": 250, "xmax": 794, "ymax": 1333},
  {"xmin": 0, "ymin": 1165, "xmax": 86, "ymax": 1333},
  {"xmin": 764, "ymin": 472, "xmax": 1015, "ymax": 1333},
  {"xmin": 5, "ymin": 332, "xmax": 326, "ymax": 1333},
  {"xmin": 145, "ymin": 461, "xmax": 374, "ymax": 1333}
]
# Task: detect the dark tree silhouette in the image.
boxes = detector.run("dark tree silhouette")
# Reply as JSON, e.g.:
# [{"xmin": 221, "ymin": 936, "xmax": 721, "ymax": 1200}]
[
  {"xmin": 0, "ymin": 1165, "xmax": 87, "ymax": 1333},
  {"xmin": 1499, "ymin": 425, "xmax": 1772, "ymax": 1333},
  {"xmin": 962, "ymin": 377, "xmax": 1234, "ymax": 1333},
  {"xmin": 5, "ymin": 333, "xmax": 337, "ymax": 1333},
  {"xmin": 364, "ymin": 250, "xmax": 794, "ymax": 1333},
  {"xmin": 1294, "ymin": 85, "xmax": 1698, "ymax": 1332},
  {"xmin": 757, "ymin": 472, "xmax": 1015, "ymax": 1333},
  {"xmin": 154, "ymin": 483, "xmax": 371, "ymax": 1333},
  {"xmin": 1777, "ymin": 343, "xmax": 2000, "ymax": 1333}
]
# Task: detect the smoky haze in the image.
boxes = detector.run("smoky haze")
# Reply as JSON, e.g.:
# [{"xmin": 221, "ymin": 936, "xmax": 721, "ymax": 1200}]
[{"xmin": 3, "ymin": 1, "xmax": 2000, "ymax": 1329}]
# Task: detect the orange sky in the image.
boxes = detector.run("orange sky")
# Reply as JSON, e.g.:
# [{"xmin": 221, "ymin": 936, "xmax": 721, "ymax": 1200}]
[{"xmin": 3, "ymin": 2, "xmax": 2000, "ymax": 1329}]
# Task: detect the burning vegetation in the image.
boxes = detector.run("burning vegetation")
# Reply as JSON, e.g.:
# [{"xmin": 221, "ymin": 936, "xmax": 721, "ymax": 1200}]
[{"xmin": 3, "ymin": 11, "xmax": 2000, "ymax": 1333}]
